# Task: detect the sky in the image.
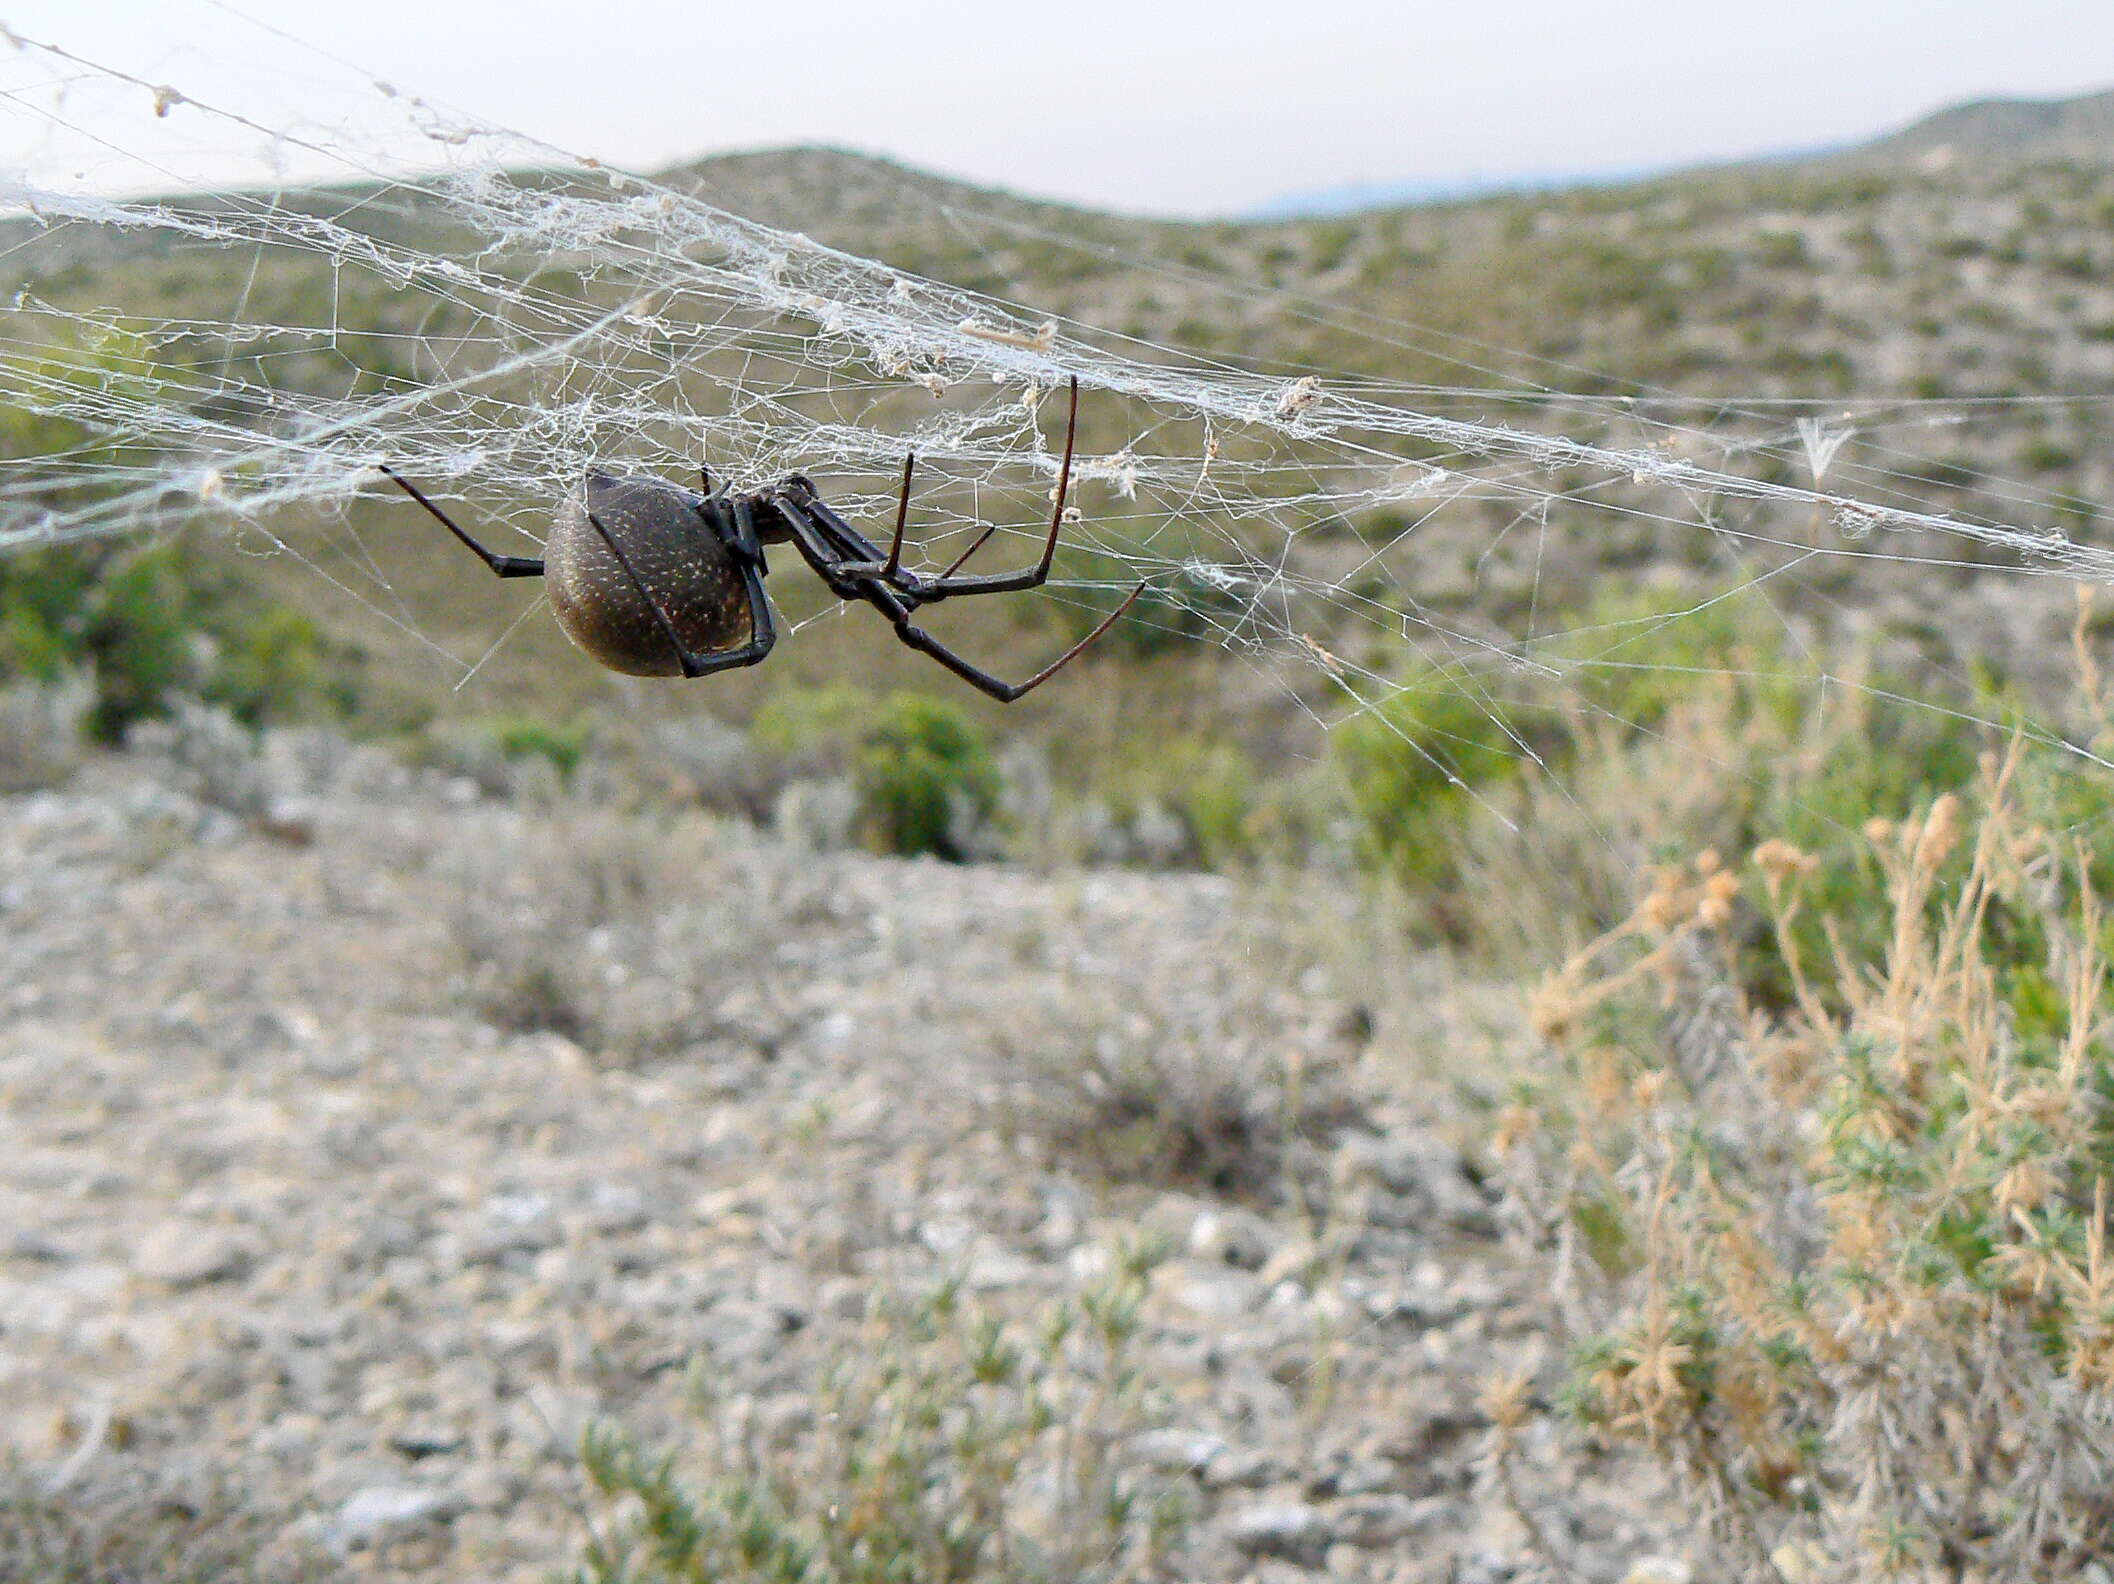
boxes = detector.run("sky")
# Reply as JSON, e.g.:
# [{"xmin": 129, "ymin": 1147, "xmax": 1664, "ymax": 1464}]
[{"xmin": 4, "ymin": 0, "xmax": 2113, "ymax": 216}]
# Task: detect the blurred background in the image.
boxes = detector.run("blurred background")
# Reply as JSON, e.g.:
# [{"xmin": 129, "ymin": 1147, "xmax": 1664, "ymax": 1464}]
[{"xmin": 5, "ymin": 5, "xmax": 2114, "ymax": 1581}]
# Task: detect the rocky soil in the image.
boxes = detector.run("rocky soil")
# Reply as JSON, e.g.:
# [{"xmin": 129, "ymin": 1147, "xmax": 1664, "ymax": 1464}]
[{"xmin": 0, "ymin": 731, "xmax": 1689, "ymax": 1582}]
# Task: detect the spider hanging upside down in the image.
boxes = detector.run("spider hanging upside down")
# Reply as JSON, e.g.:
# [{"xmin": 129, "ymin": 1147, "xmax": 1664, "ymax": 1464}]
[{"xmin": 378, "ymin": 377, "xmax": 1143, "ymax": 701}]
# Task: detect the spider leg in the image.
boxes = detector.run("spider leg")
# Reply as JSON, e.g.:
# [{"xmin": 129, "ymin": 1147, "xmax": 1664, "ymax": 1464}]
[
  {"xmin": 772, "ymin": 375, "xmax": 1081, "ymax": 606},
  {"xmin": 704, "ymin": 494, "xmax": 765, "ymax": 570},
  {"xmin": 776, "ymin": 497, "xmax": 1141, "ymax": 703},
  {"xmin": 883, "ymin": 579, "xmax": 1147, "ymax": 702},
  {"xmin": 773, "ymin": 498, "xmax": 874, "ymax": 602},
  {"xmin": 935, "ymin": 523, "xmax": 998, "ymax": 581},
  {"xmin": 379, "ymin": 466, "xmax": 544, "ymax": 577},
  {"xmin": 897, "ymin": 373, "xmax": 1079, "ymax": 599},
  {"xmin": 586, "ymin": 508, "xmax": 776, "ymax": 679},
  {"xmin": 881, "ymin": 451, "xmax": 913, "ymax": 580}
]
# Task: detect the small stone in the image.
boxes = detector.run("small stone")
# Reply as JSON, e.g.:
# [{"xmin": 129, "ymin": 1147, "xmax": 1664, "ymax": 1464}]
[
  {"xmin": 1770, "ymin": 1544, "xmax": 1826, "ymax": 1584},
  {"xmin": 387, "ymin": 1424, "xmax": 464, "ymax": 1460},
  {"xmin": 1334, "ymin": 1129, "xmax": 1494, "ymax": 1233},
  {"xmin": 1622, "ymin": 1561, "xmax": 1695, "ymax": 1584},
  {"xmin": 1189, "ymin": 1206, "xmax": 1274, "ymax": 1270},
  {"xmin": 134, "ymin": 1222, "xmax": 256, "ymax": 1286},
  {"xmin": 330, "ymin": 1485, "xmax": 460, "ymax": 1551},
  {"xmin": 1224, "ymin": 1501, "xmax": 1332, "ymax": 1565},
  {"xmin": 1308, "ymin": 1455, "xmax": 1399, "ymax": 1498},
  {"xmin": 1130, "ymin": 1428, "xmax": 1227, "ymax": 1472},
  {"xmin": 1201, "ymin": 1446, "xmax": 1286, "ymax": 1489},
  {"xmin": 6, "ymin": 1229, "xmax": 71, "ymax": 1262},
  {"xmin": 1163, "ymin": 1264, "xmax": 1261, "ymax": 1319},
  {"xmin": 818, "ymin": 1276, "xmax": 870, "ymax": 1321},
  {"xmin": 965, "ymin": 1245, "xmax": 1039, "ymax": 1290},
  {"xmin": 459, "ymin": 1465, "xmax": 521, "ymax": 1511},
  {"xmin": 1329, "ymin": 1493, "xmax": 1447, "ymax": 1547},
  {"xmin": 460, "ymin": 1193, "xmax": 559, "ymax": 1264}
]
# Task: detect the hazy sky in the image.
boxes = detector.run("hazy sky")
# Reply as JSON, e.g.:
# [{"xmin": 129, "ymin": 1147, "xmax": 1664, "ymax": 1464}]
[{"xmin": 6, "ymin": 0, "xmax": 2114, "ymax": 215}]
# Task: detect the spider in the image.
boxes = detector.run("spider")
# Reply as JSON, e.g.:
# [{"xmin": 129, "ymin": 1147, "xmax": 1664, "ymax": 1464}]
[{"xmin": 378, "ymin": 377, "xmax": 1141, "ymax": 701}]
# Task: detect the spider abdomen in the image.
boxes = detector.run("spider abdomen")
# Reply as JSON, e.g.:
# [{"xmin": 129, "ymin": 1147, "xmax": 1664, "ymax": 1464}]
[{"xmin": 546, "ymin": 472, "xmax": 757, "ymax": 677}]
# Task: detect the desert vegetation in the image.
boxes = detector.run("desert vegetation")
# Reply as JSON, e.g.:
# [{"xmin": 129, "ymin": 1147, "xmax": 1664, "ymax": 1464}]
[{"xmin": 7, "ymin": 103, "xmax": 2114, "ymax": 1584}]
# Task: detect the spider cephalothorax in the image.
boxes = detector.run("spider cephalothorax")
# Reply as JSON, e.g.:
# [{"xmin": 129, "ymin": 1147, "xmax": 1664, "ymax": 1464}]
[{"xmin": 379, "ymin": 378, "xmax": 1141, "ymax": 701}]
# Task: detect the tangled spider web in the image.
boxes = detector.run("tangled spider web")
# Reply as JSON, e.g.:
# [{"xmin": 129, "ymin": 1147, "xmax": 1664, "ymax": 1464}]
[{"xmin": 5, "ymin": 9, "xmax": 2114, "ymax": 808}]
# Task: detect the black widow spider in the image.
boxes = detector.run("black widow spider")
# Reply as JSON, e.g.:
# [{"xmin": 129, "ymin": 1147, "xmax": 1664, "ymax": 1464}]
[{"xmin": 378, "ymin": 377, "xmax": 1142, "ymax": 701}]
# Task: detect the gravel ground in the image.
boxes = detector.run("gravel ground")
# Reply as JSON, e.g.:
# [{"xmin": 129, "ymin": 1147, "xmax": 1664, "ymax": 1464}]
[{"xmin": 0, "ymin": 734, "xmax": 1686, "ymax": 1582}]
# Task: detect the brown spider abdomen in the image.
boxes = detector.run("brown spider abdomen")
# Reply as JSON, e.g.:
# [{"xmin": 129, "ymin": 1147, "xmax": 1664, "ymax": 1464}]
[{"xmin": 545, "ymin": 472, "xmax": 757, "ymax": 677}]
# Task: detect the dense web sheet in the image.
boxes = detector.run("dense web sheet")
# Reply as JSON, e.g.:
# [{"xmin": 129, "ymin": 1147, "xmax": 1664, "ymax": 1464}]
[{"xmin": 4, "ymin": 9, "xmax": 2114, "ymax": 784}]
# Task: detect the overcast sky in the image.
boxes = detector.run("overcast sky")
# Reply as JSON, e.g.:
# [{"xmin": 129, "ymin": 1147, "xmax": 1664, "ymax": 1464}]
[{"xmin": 5, "ymin": 0, "xmax": 2113, "ymax": 215}]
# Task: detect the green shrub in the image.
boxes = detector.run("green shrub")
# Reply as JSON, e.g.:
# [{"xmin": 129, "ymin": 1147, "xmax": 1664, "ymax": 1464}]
[
  {"xmin": 749, "ymin": 682, "xmax": 872, "ymax": 760},
  {"xmin": 1333, "ymin": 591, "xmax": 1992, "ymax": 956},
  {"xmin": 1173, "ymin": 742, "xmax": 1258, "ymax": 869},
  {"xmin": 482, "ymin": 713, "xmax": 589, "ymax": 781},
  {"xmin": 855, "ymin": 692, "xmax": 1002, "ymax": 860},
  {"xmin": 1333, "ymin": 660, "xmax": 1540, "ymax": 891},
  {"xmin": 0, "ymin": 542, "xmax": 356, "ymax": 742},
  {"xmin": 755, "ymin": 686, "xmax": 1003, "ymax": 861},
  {"xmin": 0, "ymin": 317, "xmax": 355, "ymax": 739},
  {"xmin": 204, "ymin": 607, "xmax": 354, "ymax": 727}
]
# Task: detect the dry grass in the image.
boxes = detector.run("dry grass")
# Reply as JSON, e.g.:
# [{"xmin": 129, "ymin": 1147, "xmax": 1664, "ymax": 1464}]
[
  {"xmin": 0, "ymin": 675, "xmax": 90, "ymax": 794},
  {"xmin": 0, "ymin": 1470, "xmax": 340, "ymax": 1584},
  {"xmin": 574, "ymin": 1254, "xmax": 1187, "ymax": 1584},
  {"xmin": 982, "ymin": 916, "xmax": 1370, "ymax": 1204},
  {"xmin": 439, "ymin": 805, "xmax": 791, "ymax": 1065},
  {"xmin": 1498, "ymin": 742, "xmax": 2114, "ymax": 1579}
]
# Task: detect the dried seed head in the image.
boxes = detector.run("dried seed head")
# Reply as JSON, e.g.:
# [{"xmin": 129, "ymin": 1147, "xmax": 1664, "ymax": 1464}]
[
  {"xmin": 1752, "ymin": 838, "xmax": 1813, "ymax": 883},
  {"xmin": 1994, "ymin": 1158, "xmax": 2056, "ymax": 1216},
  {"xmin": 1492, "ymin": 1101, "xmax": 1537, "ymax": 1154},
  {"xmin": 1696, "ymin": 869, "xmax": 1741, "ymax": 929},
  {"xmin": 1581, "ymin": 1045, "xmax": 1628, "ymax": 1118},
  {"xmin": 1915, "ymin": 793, "xmax": 1962, "ymax": 870},
  {"xmin": 1478, "ymin": 1368, "xmax": 1534, "ymax": 1433},
  {"xmin": 1640, "ymin": 874, "xmax": 1688, "ymax": 932},
  {"xmin": 1864, "ymin": 817, "xmax": 1894, "ymax": 846},
  {"xmin": 1529, "ymin": 981, "xmax": 1577, "ymax": 1043}
]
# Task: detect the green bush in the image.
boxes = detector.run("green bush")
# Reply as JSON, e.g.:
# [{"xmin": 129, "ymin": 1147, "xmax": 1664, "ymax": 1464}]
[
  {"xmin": 482, "ymin": 714, "xmax": 590, "ymax": 781},
  {"xmin": 1333, "ymin": 590, "xmax": 1991, "ymax": 956},
  {"xmin": 0, "ymin": 542, "xmax": 355, "ymax": 742},
  {"xmin": 0, "ymin": 319, "xmax": 355, "ymax": 739},
  {"xmin": 1333, "ymin": 661, "xmax": 1544, "ymax": 890},
  {"xmin": 755, "ymin": 687, "xmax": 1003, "ymax": 861},
  {"xmin": 854, "ymin": 692, "xmax": 1001, "ymax": 860}
]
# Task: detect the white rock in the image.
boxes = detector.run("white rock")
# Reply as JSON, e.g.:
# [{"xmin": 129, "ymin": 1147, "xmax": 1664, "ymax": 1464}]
[
  {"xmin": 1189, "ymin": 1206, "xmax": 1274, "ymax": 1270},
  {"xmin": 330, "ymin": 1485, "xmax": 459, "ymax": 1551},
  {"xmin": 1224, "ymin": 1501, "xmax": 1332, "ymax": 1564},
  {"xmin": 1622, "ymin": 1561, "xmax": 1695, "ymax": 1584},
  {"xmin": 1130, "ymin": 1428, "xmax": 1228, "ymax": 1472},
  {"xmin": 134, "ymin": 1222, "xmax": 255, "ymax": 1286},
  {"xmin": 1330, "ymin": 1493, "xmax": 1449, "ymax": 1547}
]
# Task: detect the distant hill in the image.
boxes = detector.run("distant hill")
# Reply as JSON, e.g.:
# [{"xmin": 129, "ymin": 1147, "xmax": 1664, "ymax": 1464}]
[
  {"xmin": 1252, "ymin": 84, "xmax": 2114, "ymax": 219},
  {"xmin": 1850, "ymin": 86, "xmax": 2114, "ymax": 167},
  {"xmin": 1241, "ymin": 163, "xmax": 1714, "ymax": 220}
]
